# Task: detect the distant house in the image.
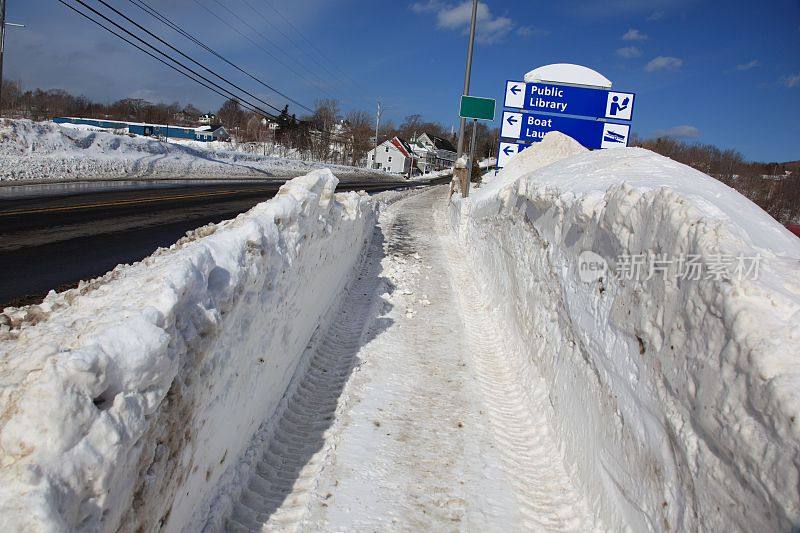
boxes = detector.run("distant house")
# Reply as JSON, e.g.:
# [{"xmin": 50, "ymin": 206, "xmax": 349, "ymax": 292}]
[
  {"xmin": 366, "ymin": 137, "xmax": 417, "ymax": 176},
  {"xmin": 199, "ymin": 113, "xmax": 220, "ymax": 126},
  {"xmin": 331, "ymin": 121, "xmax": 354, "ymax": 161},
  {"xmin": 311, "ymin": 120, "xmax": 352, "ymax": 162},
  {"xmin": 195, "ymin": 124, "xmax": 230, "ymax": 142},
  {"xmin": 409, "ymin": 138, "xmax": 437, "ymax": 174},
  {"xmin": 53, "ymin": 117, "xmax": 229, "ymax": 142},
  {"xmin": 413, "ymin": 133, "xmax": 457, "ymax": 171}
]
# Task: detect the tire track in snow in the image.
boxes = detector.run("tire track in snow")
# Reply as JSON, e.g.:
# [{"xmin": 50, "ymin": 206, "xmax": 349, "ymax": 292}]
[
  {"xmin": 224, "ymin": 224, "xmax": 387, "ymax": 533},
  {"xmin": 441, "ymin": 221, "xmax": 599, "ymax": 532}
]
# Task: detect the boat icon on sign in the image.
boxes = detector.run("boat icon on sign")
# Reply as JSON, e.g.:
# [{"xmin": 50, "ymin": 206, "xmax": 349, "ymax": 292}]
[{"xmin": 603, "ymin": 130, "xmax": 626, "ymax": 143}]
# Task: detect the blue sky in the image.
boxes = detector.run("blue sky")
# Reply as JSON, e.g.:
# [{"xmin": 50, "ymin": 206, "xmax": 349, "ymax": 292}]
[{"xmin": 5, "ymin": 0, "xmax": 800, "ymax": 161}]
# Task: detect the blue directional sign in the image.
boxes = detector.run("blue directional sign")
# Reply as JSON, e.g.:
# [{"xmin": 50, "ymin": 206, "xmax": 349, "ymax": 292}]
[
  {"xmin": 496, "ymin": 140, "xmax": 530, "ymax": 168},
  {"xmin": 504, "ymin": 80, "xmax": 635, "ymax": 121},
  {"xmin": 501, "ymin": 110, "xmax": 630, "ymax": 150}
]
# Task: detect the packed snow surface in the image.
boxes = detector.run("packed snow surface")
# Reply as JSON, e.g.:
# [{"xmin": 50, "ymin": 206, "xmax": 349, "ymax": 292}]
[
  {"xmin": 217, "ymin": 187, "xmax": 603, "ymax": 532},
  {"xmin": 0, "ymin": 119, "xmax": 388, "ymax": 182},
  {"xmin": 450, "ymin": 132, "xmax": 800, "ymax": 531}
]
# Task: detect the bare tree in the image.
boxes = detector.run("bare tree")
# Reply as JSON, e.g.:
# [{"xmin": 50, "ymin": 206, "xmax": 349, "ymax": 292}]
[
  {"xmin": 345, "ymin": 109, "xmax": 373, "ymax": 166},
  {"xmin": 217, "ymin": 98, "xmax": 246, "ymax": 133}
]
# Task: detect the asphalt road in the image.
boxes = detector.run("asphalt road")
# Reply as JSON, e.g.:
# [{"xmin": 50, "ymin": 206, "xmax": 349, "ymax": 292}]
[{"xmin": 0, "ymin": 178, "xmax": 422, "ymax": 308}]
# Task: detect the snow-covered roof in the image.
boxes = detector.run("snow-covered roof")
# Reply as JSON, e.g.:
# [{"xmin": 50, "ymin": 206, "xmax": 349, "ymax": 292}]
[
  {"xmin": 419, "ymin": 132, "xmax": 456, "ymax": 153},
  {"xmin": 524, "ymin": 64, "xmax": 612, "ymax": 88},
  {"xmin": 57, "ymin": 117, "xmax": 199, "ymax": 132},
  {"xmin": 392, "ymin": 137, "xmax": 415, "ymax": 158},
  {"xmin": 196, "ymin": 124, "xmax": 226, "ymax": 133}
]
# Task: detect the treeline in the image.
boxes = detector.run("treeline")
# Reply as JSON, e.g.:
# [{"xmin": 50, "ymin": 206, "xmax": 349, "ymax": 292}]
[
  {"xmin": 631, "ymin": 135, "xmax": 800, "ymax": 224},
  {"xmin": 0, "ymin": 81, "xmax": 499, "ymax": 167},
  {"xmin": 1, "ymin": 80, "xmax": 196, "ymax": 126}
]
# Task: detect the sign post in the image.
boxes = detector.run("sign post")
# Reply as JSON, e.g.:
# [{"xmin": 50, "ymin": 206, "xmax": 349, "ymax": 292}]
[{"xmin": 458, "ymin": 95, "xmax": 496, "ymax": 197}]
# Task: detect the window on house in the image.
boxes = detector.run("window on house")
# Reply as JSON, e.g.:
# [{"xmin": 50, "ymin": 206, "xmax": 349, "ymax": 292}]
[
  {"xmin": 385, "ymin": 147, "xmax": 389, "ymax": 153},
  {"xmin": 388, "ymin": 156, "xmax": 392, "ymax": 162}
]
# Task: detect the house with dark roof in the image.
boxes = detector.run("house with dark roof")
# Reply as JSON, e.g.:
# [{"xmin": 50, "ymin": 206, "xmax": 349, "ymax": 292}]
[
  {"xmin": 199, "ymin": 113, "xmax": 220, "ymax": 126},
  {"xmin": 195, "ymin": 124, "xmax": 230, "ymax": 142},
  {"xmin": 413, "ymin": 133, "xmax": 458, "ymax": 171},
  {"xmin": 366, "ymin": 136, "xmax": 417, "ymax": 177}
]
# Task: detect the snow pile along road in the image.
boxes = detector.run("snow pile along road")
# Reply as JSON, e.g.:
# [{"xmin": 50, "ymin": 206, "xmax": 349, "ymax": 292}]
[
  {"xmin": 0, "ymin": 119, "xmax": 388, "ymax": 182},
  {"xmin": 0, "ymin": 171, "xmax": 375, "ymax": 531},
  {"xmin": 450, "ymin": 133, "xmax": 800, "ymax": 531}
]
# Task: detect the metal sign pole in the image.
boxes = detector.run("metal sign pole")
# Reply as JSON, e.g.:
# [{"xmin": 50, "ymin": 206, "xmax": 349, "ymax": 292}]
[
  {"xmin": 373, "ymin": 101, "xmax": 381, "ymax": 170},
  {"xmin": 456, "ymin": 0, "xmax": 478, "ymax": 162},
  {"xmin": 464, "ymin": 118, "xmax": 477, "ymax": 197}
]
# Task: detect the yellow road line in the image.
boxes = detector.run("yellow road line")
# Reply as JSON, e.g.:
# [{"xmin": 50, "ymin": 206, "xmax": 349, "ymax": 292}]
[{"xmin": 0, "ymin": 188, "xmax": 276, "ymax": 217}]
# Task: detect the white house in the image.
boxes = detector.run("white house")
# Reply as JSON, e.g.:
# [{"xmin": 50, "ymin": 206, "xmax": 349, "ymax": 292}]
[
  {"xmin": 409, "ymin": 138, "xmax": 437, "ymax": 174},
  {"xmin": 413, "ymin": 133, "xmax": 457, "ymax": 171},
  {"xmin": 366, "ymin": 137, "xmax": 416, "ymax": 176},
  {"xmin": 329, "ymin": 120, "xmax": 352, "ymax": 162},
  {"xmin": 199, "ymin": 113, "xmax": 220, "ymax": 126},
  {"xmin": 195, "ymin": 124, "xmax": 230, "ymax": 141}
]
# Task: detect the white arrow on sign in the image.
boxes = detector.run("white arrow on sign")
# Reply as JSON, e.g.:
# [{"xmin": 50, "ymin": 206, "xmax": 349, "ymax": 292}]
[
  {"xmin": 501, "ymin": 111, "xmax": 523, "ymax": 140},
  {"xmin": 497, "ymin": 142, "xmax": 522, "ymax": 168},
  {"xmin": 504, "ymin": 81, "xmax": 525, "ymax": 109}
]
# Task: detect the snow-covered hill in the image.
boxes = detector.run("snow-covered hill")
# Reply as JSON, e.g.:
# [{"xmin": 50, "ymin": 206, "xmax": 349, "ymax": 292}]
[
  {"xmin": 450, "ymin": 133, "xmax": 800, "ymax": 531},
  {"xmin": 0, "ymin": 119, "xmax": 387, "ymax": 182}
]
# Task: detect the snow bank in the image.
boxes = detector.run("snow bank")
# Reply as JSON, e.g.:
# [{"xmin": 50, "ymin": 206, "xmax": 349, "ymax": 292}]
[
  {"xmin": 0, "ymin": 119, "xmax": 388, "ymax": 182},
  {"xmin": 0, "ymin": 170, "xmax": 376, "ymax": 532},
  {"xmin": 449, "ymin": 133, "xmax": 800, "ymax": 531}
]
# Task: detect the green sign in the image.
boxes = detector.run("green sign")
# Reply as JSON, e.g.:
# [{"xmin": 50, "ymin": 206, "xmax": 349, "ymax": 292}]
[{"xmin": 459, "ymin": 95, "xmax": 496, "ymax": 121}]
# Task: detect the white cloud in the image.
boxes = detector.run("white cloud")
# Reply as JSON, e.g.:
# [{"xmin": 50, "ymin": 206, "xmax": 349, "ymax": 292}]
[
  {"xmin": 410, "ymin": 1, "xmax": 445, "ymax": 13},
  {"xmin": 735, "ymin": 60, "xmax": 760, "ymax": 71},
  {"xmin": 411, "ymin": 1, "xmax": 516, "ymax": 44},
  {"xmin": 645, "ymin": 56, "xmax": 683, "ymax": 72},
  {"xmin": 436, "ymin": 2, "xmax": 479, "ymax": 28},
  {"xmin": 566, "ymin": 0, "xmax": 693, "ymax": 20},
  {"xmin": 781, "ymin": 73, "xmax": 800, "ymax": 88},
  {"xmin": 516, "ymin": 26, "xmax": 550, "ymax": 38},
  {"xmin": 616, "ymin": 46, "xmax": 642, "ymax": 59},
  {"xmin": 652, "ymin": 125, "xmax": 701, "ymax": 138},
  {"xmin": 622, "ymin": 28, "xmax": 648, "ymax": 41},
  {"xmin": 647, "ymin": 11, "xmax": 665, "ymax": 21}
]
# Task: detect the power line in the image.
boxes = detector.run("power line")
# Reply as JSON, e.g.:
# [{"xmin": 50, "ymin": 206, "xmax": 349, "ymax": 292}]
[
  {"xmin": 235, "ymin": 0, "xmax": 355, "ymax": 101},
  {"xmin": 88, "ymin": 0, "xmax": 289, "ymax": 116},
  {"xmin": 56, "ymin": 0, "xmax": 268, "ymax": 117},
  {"xmin": 59, "ymin": 0, "xmax": 354, "ymax": 144},
  {"xmin": 233, "ymin": 0, "xmax": 336, "ymax": 88},
  {"xmin": 127, "ymin": 0, "xmax": 313, "ymax": 114},
  {"xmin": 260, "ymin": 0, "xmax": 371, "ymax": 103},
  {"xmin": 193, "ymin": 0, "xmax": 334, "ymax": 102}
]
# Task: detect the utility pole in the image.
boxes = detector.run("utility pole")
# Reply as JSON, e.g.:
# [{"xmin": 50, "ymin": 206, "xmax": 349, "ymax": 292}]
[
  {"xmin": 373, "ymin": 101, "xmax": 382, "ymax": 170},
  {"xmin": 0, "ymin": 0, "xmax": 24, "ymax": 116},
  {"xmin": 0, "ymin": 0, "xmax": 6, "ymax": 113},
  {"xmin": 455, "ymin": 0, "xmax": 479, "ymax": 163}
]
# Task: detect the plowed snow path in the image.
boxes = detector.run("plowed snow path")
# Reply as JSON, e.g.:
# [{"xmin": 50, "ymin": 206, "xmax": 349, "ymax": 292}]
[{"xmin": 224, "ymin": 187, "xmax": 599, "ymax": 532}]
